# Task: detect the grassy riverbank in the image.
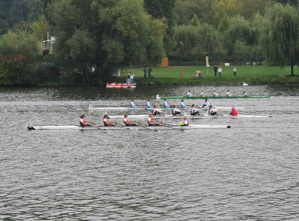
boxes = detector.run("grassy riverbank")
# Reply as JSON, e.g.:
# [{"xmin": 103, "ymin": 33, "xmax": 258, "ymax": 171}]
[{"xmin": 118, "ymin": 65, "xmax": 299, "ymax": 86}]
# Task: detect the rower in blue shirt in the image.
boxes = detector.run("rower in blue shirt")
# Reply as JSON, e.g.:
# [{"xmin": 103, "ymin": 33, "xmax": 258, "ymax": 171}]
[
  {"xmin": 180, "ymin": 99, "xmax": 189, "ymax": 109},
  {"xmin": 202, "ymin": 99, "xmax": 210, "ymax": 108},
  {"xmin": 146, "ymin": 98, "xmax": 154, "ymax": 108},
  {"xmin": 163, "ymin": 98, "xmax": 171, "ymax": 108},
  {"xmin": 130, "ymin": 99, "xmax": 138, "ymax": 108}
]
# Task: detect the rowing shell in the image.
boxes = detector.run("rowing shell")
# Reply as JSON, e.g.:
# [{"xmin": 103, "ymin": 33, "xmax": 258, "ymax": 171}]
[
  {"xmin": 161, "ymin": 95, "xmax": 271, "ymax": 100},
  {"xmin": 88, "ymin": 105, "xmax": 244, "ymax": 111},
  {"xmin": 27, "ymin": 124, "xmax": 231, "ymax": 130},
  {"xmin": 107, "ymin": 114, "xmax": 272, "ymax": 119}
]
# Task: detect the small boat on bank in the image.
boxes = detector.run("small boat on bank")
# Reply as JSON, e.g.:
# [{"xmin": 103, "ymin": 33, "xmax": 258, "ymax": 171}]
[
  {"xmin": 27, "ymin": 124, "xmax": 231, "ymax": 130},
  {"xmin": 161, "ymin": 95, "xmax": 271, "ymax": 100},
  {"xmin": 106, "ymin": 83, "xmax": 136, "ymax": 88}
]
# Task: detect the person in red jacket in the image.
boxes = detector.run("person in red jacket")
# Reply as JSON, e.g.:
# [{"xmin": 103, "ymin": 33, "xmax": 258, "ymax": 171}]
[{"xmin": 230, "ymin": 106, "xmax": 238, "ymax": 116}]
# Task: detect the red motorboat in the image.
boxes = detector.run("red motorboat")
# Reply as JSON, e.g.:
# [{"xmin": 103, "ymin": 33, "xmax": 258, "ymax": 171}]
[{"xmin": 106, "ymin": 83, "xmax": 136, "ymax": 88}]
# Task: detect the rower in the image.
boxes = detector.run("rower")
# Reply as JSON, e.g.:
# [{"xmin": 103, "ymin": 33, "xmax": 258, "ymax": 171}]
[
  {"xmin": 178, "ymin": 116, "xmax": 189, "ymax": 126},
  {"xmin": 147, "ymin": 114, "xmax": 162, "ymax": 126},
  {"xmin": 130, "ymin": 99, "xmax": 138, "ymax": 108},
  {"xmin": 199, "ymin": 91, "xmax": 206, "ymax": 97},
  {"xmin": 180, "ymin": 99, "xmax": 189, "ymax": 109},
  {"xmin": 190, "ymin": 104, "xmax": 200, "ymax": 116},
  {"xmin": 146, "ymin": 98, "xmax": 154, "ymax": 108},
  {"xmin": 187, "ymin": 90, "xmax": 192, "ymax": 97},
  {"xmin": 103, "ymin": 114, "xmax": 117, "ymax": 126},
  {"xmin": 202, "ymin": 98, "xmax": 210, "ymax": 108},
  {"xmin": 152, "ymin": 105, "xmax": 163, "ymax": 116},
  {"xmin": 226, "ymin": 90, "xmax": 232, "ymax": 97},
  {"xmin": 123, "ymin": 114, "xmax": 139, "ymax": 126},
  {"xmin": 163, "ymin": 98, "xmax": 171, "ymax": 108},
  {"xmin": 172, "ymin": 105, "xmax": 181, "ymax": 116},
  {"xmin": 208, "ymin": 105, "xmax": 218, "ymax": 116},
  {"xmin": 213, "ymin": 90, "xmax": 219, "ymax": 97},
  {"xmin": 230, "ymin": 106, "xmax": 238, "ymax": 116},
  {"xmin": 79, "ymin": 114, "xmax": 92, "ymax": 127}
]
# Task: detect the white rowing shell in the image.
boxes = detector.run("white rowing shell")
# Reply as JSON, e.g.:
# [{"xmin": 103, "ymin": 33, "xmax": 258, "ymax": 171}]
[{"xmin": 28, "ymin": 124, "xmax": 231, "ymax": 130}]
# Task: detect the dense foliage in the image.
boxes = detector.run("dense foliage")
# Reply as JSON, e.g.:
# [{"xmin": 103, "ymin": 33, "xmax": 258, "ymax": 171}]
[{"xmin": 0, "ymin": 0, "xmax": 298, "ymax": 85}]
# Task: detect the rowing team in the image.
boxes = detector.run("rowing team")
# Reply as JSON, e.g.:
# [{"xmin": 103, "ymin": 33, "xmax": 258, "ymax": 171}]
[
  {"xmin": 79, "ymin": 113, "xmax": 190, "ymax": 127},
  {"xmin": 131, "ymin": 98, "xmax": 217, "ymax": 110},
  {"xmin": 185, "ymin": 90, "xmax": 247, "ymax": 97},
  {"xmin": 79, "ymin": 106, "xmax": 238, "ymax": 128}
]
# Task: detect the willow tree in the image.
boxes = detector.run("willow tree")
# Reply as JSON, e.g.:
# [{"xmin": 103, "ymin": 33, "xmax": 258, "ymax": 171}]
[{"xmin": 260, "ymin": 3, "xmax": 299, "ymax": 76}]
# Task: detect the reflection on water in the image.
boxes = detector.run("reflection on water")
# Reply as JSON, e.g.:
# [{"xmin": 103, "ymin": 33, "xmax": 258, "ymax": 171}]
[{"xmin": 0, "ymin": 86, "xmax": 298, "ymax": 220}]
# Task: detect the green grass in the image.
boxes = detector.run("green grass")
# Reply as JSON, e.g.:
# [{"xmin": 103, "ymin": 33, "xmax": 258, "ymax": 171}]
[{"xmin": 119, "ymin": 65, "xmax": 299, "ymax": 86}]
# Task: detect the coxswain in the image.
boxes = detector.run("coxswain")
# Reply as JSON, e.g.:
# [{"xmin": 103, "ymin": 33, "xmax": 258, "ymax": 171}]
[
  {"xmin": 202, "ymin": 98, "xmax": 210, "ymax": 108},
  {"xmin": 180, "ymin": 99, "xmax": 188, "ymax": 109},
  {"xmin": 130, "ymin": 99, "xmax": 138, "ymax": 108},
  {"xmin": 190, "ymin": 104, "xmax": 200, "ymax": 116},
  {"xmin": 213, "ymin": 90, "xmax": 219, "ymax": 97},
  {"xmin": 172, "ymin": 105, "xmax": 181, "ymax": 116},
  {"xmin": 226, "ymin": 90, "xmax": 232, "ymax": 97},
  {"xmin": 103, "ymin": 114, "xmax": 116, "ymax": 126},
  {"xmin": 123, "ymin": 114, "xmax": 139, "ymax": 126},
  {"xmin": 187, "ymin": 90, "xmax": 192, "ymax": 97},
  {"xmin": 230, "ymin": 106, "xmax": 238, "ymax": 116},
  {"xmin": 152, "ymin": 105, "xmax": 162, "ymax": 116},
  {"xmin": 208, "ymin": 106, "xmax": 218, "ymax": 116},
  {"xmin": 146, "ymin": 98, "xmax": 154, "ymax": 109},
  {"xmin": 178, "ymin": 116, "xmax": 189, "ymax": 126},
  {"xmin": 79, "ymin": 114, "xmax": 92, "ymax": 127},
  {"xmin": 147, "ymin": 114, "xmax": 162, "ymax": 126}
]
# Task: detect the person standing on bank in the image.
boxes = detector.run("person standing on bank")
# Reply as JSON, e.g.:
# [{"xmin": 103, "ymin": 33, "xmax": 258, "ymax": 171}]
[
  {"xmin": 148, "ymin": 67, "xmax": 152, "ymax": 78},
  {"xmin": 233, "ymin": 66, "xmax": 237, "ymax": 76},
  {"xmin": 214, "ymin": 65, "xmax": 217, "ymax": 77},
  {"xmin": 143, "ymin": 66, "xmax": 147, "ymax": 78},
  {"xmin": 218, "ymin": 66, "xmax": 222, "ymax": 77}
]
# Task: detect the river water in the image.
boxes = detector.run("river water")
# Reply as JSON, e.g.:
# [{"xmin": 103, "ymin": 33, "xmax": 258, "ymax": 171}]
[{"xmin": 0, "ymin": 85, "xmax": 298, "ymax": 221}]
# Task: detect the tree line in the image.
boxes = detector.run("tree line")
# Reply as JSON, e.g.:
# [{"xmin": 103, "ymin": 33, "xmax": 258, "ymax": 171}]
[{"xmin": 0, "ymin": 0, "xmax": 298, "ymax": 85}]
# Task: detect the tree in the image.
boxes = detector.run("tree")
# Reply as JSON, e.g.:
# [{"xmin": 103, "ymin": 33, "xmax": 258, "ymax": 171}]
[
  {"xmin": 144, "ymin": 0, "xmax": 176, "ymax": 54},
  {"xmin": 0, "ymin": 31, "xmax": 42, "ymax": 85},
  {"xmin": 48, "ymin": 0, "xmax": 166, "ymax": 83},
  {"xmin": 260, "ymin": 3, "xmax": 299, "ymax": 76}
]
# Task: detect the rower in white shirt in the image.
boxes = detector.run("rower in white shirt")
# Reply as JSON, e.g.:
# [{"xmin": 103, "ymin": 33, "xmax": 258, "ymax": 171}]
[
  {"xmin": 190, "ymin": 104, "xmax": 200, "ymax": 116},
  {"xmin": 172, "ymin": 105, "xmax": 181, "ymax": 116},
  {"xmin": 199, "ymin": 91, "xmax": 206, "ymax": 97},
  {"xmin": 208, "ymin": 105, "xmax": 218, "ymax": 116},
  {"xmin": 213, "ymin": 90, "xmax": 219, "ymax": 97},
  {"xmin": 226, "ymin": 90, "xmax": 232, "ymax": 97},
  {"xmin": 152, "ymin": 105, "xmax": 163, "ymax": 116},
  {"xmin": 187, "ymin": 90, "xmax": 192, "ymax": 97}
]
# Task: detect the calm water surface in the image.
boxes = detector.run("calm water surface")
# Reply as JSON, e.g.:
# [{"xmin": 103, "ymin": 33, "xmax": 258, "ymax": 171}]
[{"xmin": 0, "ymin": 85, "xmax": 298, "ymax": 221}]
